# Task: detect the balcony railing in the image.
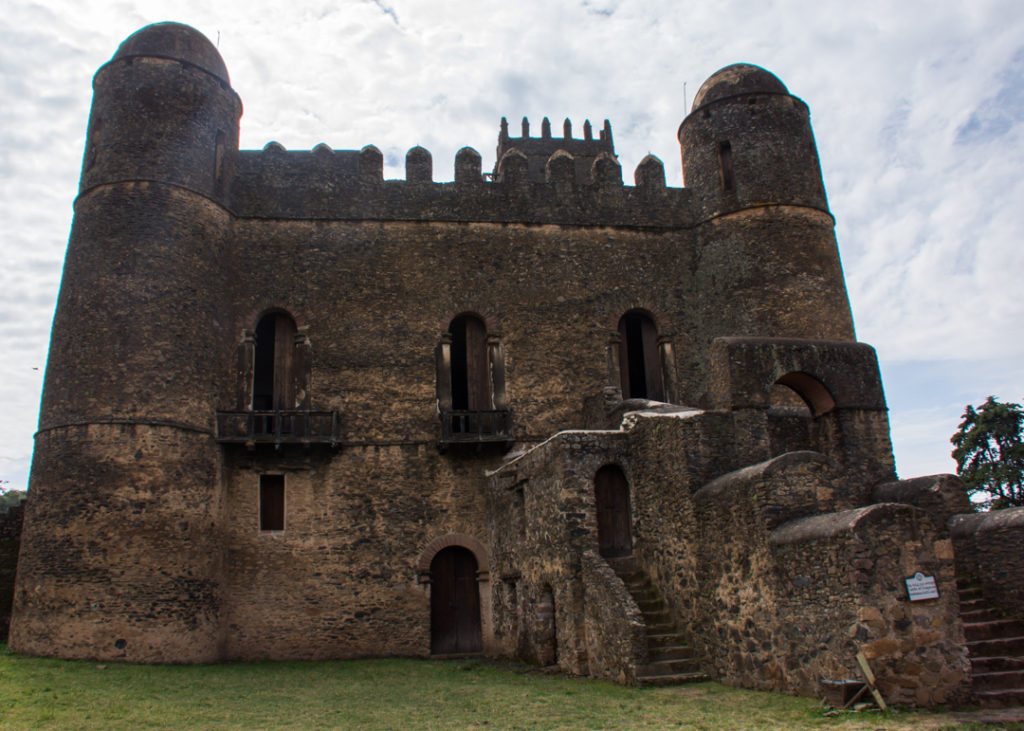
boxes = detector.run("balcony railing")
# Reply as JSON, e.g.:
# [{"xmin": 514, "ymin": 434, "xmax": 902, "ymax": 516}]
[
  {"xmin": 440, "ymin": 409, "xmax": 512, "ymax": 445},
  {"xmin": 215, "ymin": 410, "xmax": 340, "ymax": 447}
]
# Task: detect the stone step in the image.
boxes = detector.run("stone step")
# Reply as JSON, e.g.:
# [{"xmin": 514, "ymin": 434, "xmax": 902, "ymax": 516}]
[
  {"xmin": 957, "ymin": 586, "xmax": 984, "ymax": 601},
  {"xmin": 965, "ymin": 620, "xmax": 1024, "ymax": 642},
  {"xmin": 646, "ymin": 623, "xmax": 676, "ymax": 637},
  {"xmin": 637, "ymin": 671, "xmax": 710, "ymax": 687},
  {"xmin": 638, "ymin": 658, "xmax": 703, "ymax": 677},
  {"xmin": 636, "ymin": 597, "xmax": 667, "ymax": 614},
  {"xmin": 962, "ymin": 607, "xmax": 1004, "ymax": 623},
  {"xmin": 605, "ymin": 556, "xmax": 638, "ymax": 573},
  {"xmin": 972, "ymin": 656, "xmax": 1024, "ymax": 673},
  {"xmin": 972, "ymin": 669, "xmax": 1024, "ymax": 692},
  {"xmin": 959, "ymin": 597, "xmax": 989, "ymax": 611},
  {"xmin": 967, "ymin": 636, "xmax": 1024, "ymax": 658},
  {"xmin": 649, "ymin": 644, "xmax": 696, "ymax": 662},
  {"xmin": 627, "ymin": 586, "xmax": 660, "ymax": 600},
  {"xmin": 647, "ymin": 631, "xmax": 688, "ymax": 649},
  {"xmin": 973, "ymin": 688, "xmax": 1024, "ymax": 708}
]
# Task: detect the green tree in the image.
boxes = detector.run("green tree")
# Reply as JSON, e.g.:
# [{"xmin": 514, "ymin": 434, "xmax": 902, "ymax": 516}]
[{"xmin": 951, "ymin": 396, "xmax": 1024, "ymax": 510}]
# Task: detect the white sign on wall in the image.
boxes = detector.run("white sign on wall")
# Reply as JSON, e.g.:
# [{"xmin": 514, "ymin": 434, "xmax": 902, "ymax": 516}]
[{"xmin": 905, "ymin": 572, "xmax": 940, "ymax": 601}]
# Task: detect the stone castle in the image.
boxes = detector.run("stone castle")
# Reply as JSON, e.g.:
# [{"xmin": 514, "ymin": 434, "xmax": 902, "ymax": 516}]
[{"xmin": 10, "ymin": 21, "xmax": 1024, "ymax": 707}]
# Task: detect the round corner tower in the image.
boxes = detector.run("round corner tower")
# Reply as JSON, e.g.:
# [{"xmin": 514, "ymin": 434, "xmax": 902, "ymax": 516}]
[
  {"xmin": 10, "ymin": 22, "xmax": 241, "ymax": 662},
  {"xmin": 678, "ymin": 63, "xmax": 856, "ymax": 342}
]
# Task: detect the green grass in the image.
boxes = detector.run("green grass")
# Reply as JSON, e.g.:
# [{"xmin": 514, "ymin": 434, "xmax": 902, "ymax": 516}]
[{"xmin": 0, "ymin": 644, "xmax": 1016, "ymax": 730}]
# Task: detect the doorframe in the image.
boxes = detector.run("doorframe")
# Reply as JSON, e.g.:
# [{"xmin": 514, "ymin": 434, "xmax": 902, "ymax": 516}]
[
  {"xmin": 594, "ymin": 463, "xmax": 634, "ymax": 558},
  {"xmin": 417, "ymin": 533, "xmax": 492, "ymax": 654}
]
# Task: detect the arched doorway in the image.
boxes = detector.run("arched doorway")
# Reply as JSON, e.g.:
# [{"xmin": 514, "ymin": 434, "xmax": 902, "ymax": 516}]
[
  {"xmin": 595, "ymin": 465, "xmax": 632, "ymax": 558},
  {"xmin": 618, "ymin": 311, "xmax": 664, "ymax": 401},
  {"xmin": 430, "ymin": 546, "xmax": 483, "ymax": 654}
]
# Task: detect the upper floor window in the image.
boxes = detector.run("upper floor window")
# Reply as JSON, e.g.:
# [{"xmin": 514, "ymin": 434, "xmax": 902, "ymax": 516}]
[
  {"xmin": 215, "ymin": 310, "xmax": 339, "ymax": 447},
  {"xmin": 436, "ymin": 313, "xmax": 510, "ymax": 445},
  {"xmin": 450, "ymin": 313, "xmax": 490, "ymax": 411},
  {"xmin": 253, "ymin": 311, "xmax": 298, "ymax": 410},
  {"xmin": 617, "ymin": 311, "xmax": 664, "ymax": 401}
]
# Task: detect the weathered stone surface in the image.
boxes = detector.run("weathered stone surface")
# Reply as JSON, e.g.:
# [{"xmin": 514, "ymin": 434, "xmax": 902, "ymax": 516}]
[{"xmin": 0, "ymin": 494, "xmax": 26, "ymax": 641}]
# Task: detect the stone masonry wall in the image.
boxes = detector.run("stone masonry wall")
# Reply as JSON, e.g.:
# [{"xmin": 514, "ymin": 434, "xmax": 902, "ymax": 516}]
[
  {"xmin": 0, "ymin": 496, "xmax": 26, "ymax": 641},
  {"xmin": 691, "ymin": 456, "xmax": 969, "ymax": 706},
  {"xmin": 950, "ymin": 507, "xmax": 1024, "ymax": 617},
  {"xmin": 580, "ymin": 550, "xmax": 646, "ymax": 684},
  {"xmin": 769, "ymin": 506, "xmax": 968, "ymax": 706},
  {"xmin": 487, "ymin": 430, "xmax": 630, "ymax": 677},
  {"xmin": 219, "ymin": 444, "xmax": 496, "ymax": 660}
]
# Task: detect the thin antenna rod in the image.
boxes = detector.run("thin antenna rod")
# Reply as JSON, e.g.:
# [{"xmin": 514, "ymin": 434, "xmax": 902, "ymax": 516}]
[{"xmin": 683, "ymin": 82, "xmax": 688, "ymax": 114}]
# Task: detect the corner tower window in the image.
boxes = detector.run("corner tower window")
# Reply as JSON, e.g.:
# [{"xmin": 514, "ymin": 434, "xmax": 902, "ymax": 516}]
[
  {"xmin": 719, "ymin": 141, "xmax": 734, "ymax": 192},
  {"xmin": 259, "ymin": 474, "xmax": 285, "ymax": 531},
  {"xmin": 253, "ymin": 312, "xmax": 297, "ymax": 411},
  {"xmin": 618, "ymin": 311, "xmax": 664, "ymax": 401}
]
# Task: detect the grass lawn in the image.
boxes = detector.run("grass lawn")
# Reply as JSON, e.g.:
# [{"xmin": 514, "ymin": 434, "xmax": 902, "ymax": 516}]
[{"xmin": 0, "ymin": 644, "xmax": 1017, "ymax": 730}]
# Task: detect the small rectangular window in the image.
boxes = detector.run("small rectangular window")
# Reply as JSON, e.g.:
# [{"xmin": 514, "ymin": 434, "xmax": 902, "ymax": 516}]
[
  {"xmin": 259, "ymin": 474, "xmax": 285, "ymax": 531},
  {"xmin": 719, "ymin": 141, "xmax": 734, "ymax": 192}
]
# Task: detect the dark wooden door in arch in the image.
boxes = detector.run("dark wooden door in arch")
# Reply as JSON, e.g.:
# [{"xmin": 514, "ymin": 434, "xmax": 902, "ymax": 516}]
[
  {"xmin": 430, "ymin": 546, "xmax": 482, "ymax": 654},
  {"xmin": 595, "ymin": 465, "xmax": 632, "ymax": 558}
]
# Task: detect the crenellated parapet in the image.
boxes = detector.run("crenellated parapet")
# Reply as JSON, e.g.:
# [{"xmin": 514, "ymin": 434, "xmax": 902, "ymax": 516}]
[
  {"xmin": 229, "ymin": 138, "xmax": 694, "ymax": 228},
  {"xmin": 496, "ymin": 116, "xmax": 614, "ymax": 184}
]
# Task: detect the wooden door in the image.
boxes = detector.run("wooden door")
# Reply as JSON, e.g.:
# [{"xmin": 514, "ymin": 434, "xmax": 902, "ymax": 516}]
[
  {"xmin": 430, "ymin": 547, "xmax": 482, "ymax": 654},
  {"xmin": 595, "ymin": 466, "xmax": 632, "ymax": 558},
  {"xmin": 463, "ymin": 316, "xmax": 489, "ymax": 411},
  {"xmin": 253, "ymin": 312, "xmax": 296, "ymax": 410}
]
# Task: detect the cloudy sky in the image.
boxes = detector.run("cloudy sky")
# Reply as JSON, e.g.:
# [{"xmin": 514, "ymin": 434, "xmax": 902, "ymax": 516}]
[{"xmin": 1, "ymin": 0, "xmax": 1022, "ymax": 492}]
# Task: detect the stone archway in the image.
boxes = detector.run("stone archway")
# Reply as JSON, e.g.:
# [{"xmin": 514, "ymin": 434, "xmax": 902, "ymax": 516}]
[{"xmin": 417, "ymin": 534, "xmax": 492, "ymax": 655}]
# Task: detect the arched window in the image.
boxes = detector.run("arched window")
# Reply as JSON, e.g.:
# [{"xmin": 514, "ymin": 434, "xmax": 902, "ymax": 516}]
[
  {"xmin": 436, "ymin": 313, "xmax": 510, "ymax": 444},
  {"xmin": 617, "ymin": 311, "xmax": 664, "ymax": 401},
  {"xmin": 253, "ymin": 312, "xmax": 298, "ymax": 410}
]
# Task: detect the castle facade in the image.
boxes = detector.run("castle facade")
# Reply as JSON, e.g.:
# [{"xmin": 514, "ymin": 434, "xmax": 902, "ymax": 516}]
[{"xmin": 13, "ymin": 22, "xmax": 1012, "ymax": 706}]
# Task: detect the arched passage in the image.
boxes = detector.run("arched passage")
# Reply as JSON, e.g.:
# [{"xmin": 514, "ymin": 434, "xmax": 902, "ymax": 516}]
[
  {"xmin": 430, "ymin": 546, "xmax": 483, "ymax": 654},
  {"xmin": 595, "ymin": 465, "xmax": 632, "ymax": 558},
  {"xmin": 774, "ymin": 372, "xmax": 835, "ymax": 417}
]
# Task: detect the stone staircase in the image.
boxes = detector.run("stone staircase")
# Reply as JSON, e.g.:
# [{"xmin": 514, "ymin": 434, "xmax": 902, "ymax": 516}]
[
  {"xmin": 605, "ymin": 555, "xmax": 708, "ymax": 686},
  {"xmin": 958, "ymin": 579, "xmax": 1024, "ymax": 706}
]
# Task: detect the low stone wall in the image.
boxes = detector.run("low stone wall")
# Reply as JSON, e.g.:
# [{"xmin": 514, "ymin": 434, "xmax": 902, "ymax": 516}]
[
  {"xmin": 0, "ymin": 494, "xmax": 27, "ymax": 641},
  {"xmin": 581, "ymin": 550, "xmax": 646, "ymax": 684},
  {"xmin": 874, "ymin": 475, "xmax": 971, "ymax": 535},
  {"xmin": 770, "ymin": 505, "xmax": 968, "ymax": 706},
  {"xmin": 950, "ymin": 507, "xmax": 1024, "ymax": 616},
  {"xmin": 692, "ymin": 454, "xmax": 969, "ymax": 706}
]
